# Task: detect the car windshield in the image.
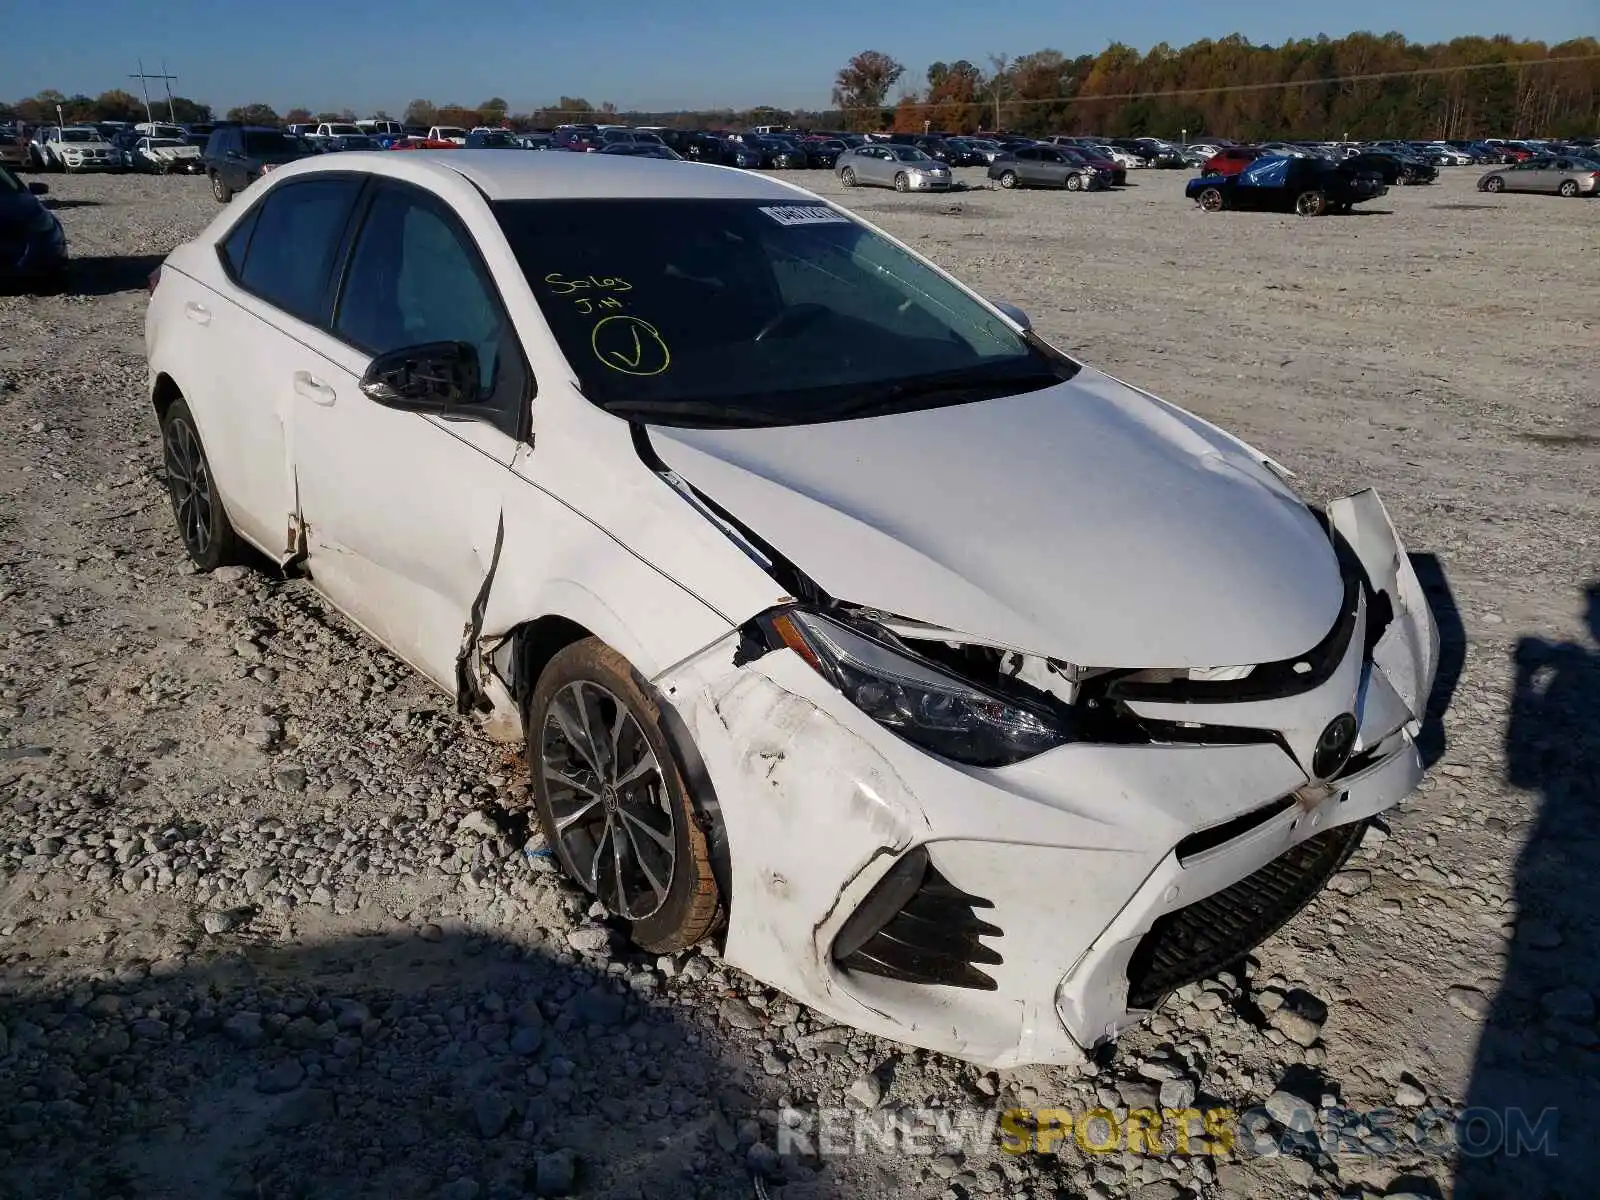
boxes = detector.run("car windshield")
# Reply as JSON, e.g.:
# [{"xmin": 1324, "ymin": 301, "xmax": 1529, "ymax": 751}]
[
  {"xmin": 243, "ymin": 131, "xmax": 295, "ymax": 155},
  {"xmin": 889, "ymin": 146, "xmax": 932, "ymax": 162},
  {"xmin": 437, "ymin": 128, "xmax": 466, "ymax": 138},
  {"xmin": 492, "ymin": 198, "xmax": 1073, "ymax": 428},
  {"xmin": 62, "ymin": 130, "xmax": 100, "ymax": 143},
  {"xmin": 473, "ymin": 133, "xmax": 516, "ymax": 147},
  {"xmin": 148, "ymin": 139, "xmax": 186, "ymax": 149},
  {"xmin": 327, "ymin": 124, "xmax": 361, "ymax": 135}
]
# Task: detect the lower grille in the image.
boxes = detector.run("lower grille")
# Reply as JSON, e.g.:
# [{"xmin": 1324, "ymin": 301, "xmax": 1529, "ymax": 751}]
[
  {"xmin": 833, "ymin": 847, "xmax": 1003, "ymax": 991},
  {"xmin": 1125, "ymin": 820, "xmax": 1366, "ymax": 1010}
]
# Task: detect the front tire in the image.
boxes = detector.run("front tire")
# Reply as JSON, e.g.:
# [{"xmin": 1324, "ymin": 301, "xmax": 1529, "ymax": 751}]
[
  {"xmin": 997, "ymin": 170, "xmax": 1018, "ymax": 189},
  {"xmin": 840, "ymin": 167, "xmax": 856, "ymax": 187},
  {"xmin": 1559, "ymin": 180, "xmax": 1579, "ymax": 197},
  {"xmin": 527, "ymin": 639, "xmax": 721, "ymax": 953},
  {"xmin": 160, "ymin": 397, "xmax": 241, "ymax": 571},
  {"xmin": 210, "ymin": 171, "xmax": 232, "ymax": 203},
  {"xmin": 1198, "ymin": 186, "xmax": 1225, "ymax": 212},
  {"xmin": 893, "ymin": 172, "xmax": 909, "ymax": 192},
  {"xmin": 1065, "ymin": 173, "xmax": 1084, "ymax": 191},
  {"xmin": 1485, "ymin": 176, "xmax": 1505, "ymax": 193}
]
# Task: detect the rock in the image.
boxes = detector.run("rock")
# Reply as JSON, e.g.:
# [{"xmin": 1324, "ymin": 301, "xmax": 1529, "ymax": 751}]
[
  {"xmin": 1264, "ymin": 1090, "xmax": 1313, "ymax": 1130},
  {"xmin": 273, "ymin": 768, "xmax": 306, "ymax": 793},
  {"xmin": 257, "ymin": 1059, "xmax": 306, "ymax": 1094},
  {"xmin": 241, "ymin": 867, "xmax": 276, "ymax": 896},
  {"xmin": 1394, "ymin": 1081, "xmax": 1427, "ymax": 1106},
  {"xmin": 223, "ymin": 1011, "xmax": 265, "ymax": 1045},
  {"xmin": 1271, "ymin": 1009, "xmax": 1323, "ymax": 1048},
  {"xmin": 575, "ymin": 985, "xmax": 624, "ymax": 1028},
  {"xmin": 510, "ymin": 1025, "xmax": 545, "ymax": 1056},
  {"xmin": 1131, "ymin": 1184, "xmax": 1182, "ymax": 1200},
  {"xmin": 1158, "ymin": 1078, "xmax": 1196, "ymax": 1110},
  {"xmin": 1446, "ymin": 985, "xmax": 1492, "ymax": 1019},
  {"xmin": 1278, "ymin": 1157, "xmax": 1314, "ymax": 1186},
  {"xmin": 267, "ymin": 1088, "xmax": 335, "ymax": 1131},
  {"xmin": 437, "ymin": 1180, "xmax": 480, "ymax": 1200},
  {"xmin": 566, "ymin": 927, "xmax": 611, "ymax": 955},
  {"xmin": 746, "ymin": 1142, "xmax": 780, "ymax": 1177},
  {"xmin": 473, "ymin": 1092, "xmax": 514, "ymax": 1138},
  {"xmin": 1328, "ymin": 869, "xmax": 1373, "ymax": 896},
  {"xmin": 847, "ymin": 1073, "xmax": 883, "ymax": 1109},
  {"xmin": 1541, "ymin": 987, "xmax": 1595, "ymax": 1022},
  {"xmin": 534, "ymin": 1148, "xmax": 577, "ymax": 1196},
  {"xmin": 1214, "ymin": 1163, "xmax": 1250, "ymax": 1196},
  {"xmin": 1521, "ymin": 919, "xmax": 1563, "ymax": 949},
  {"xmin": 1115, "ymin": 1080, "xmax": 1160, "ymax": 1110},
  {"xmin": 418, "ymin": 923, "xmax": 444, "ymax": 942},
  {"xmin": 1192, "ymin": 990, "xmax": 1224, "ymax": 1011},
  {"xmin": 719, "ymin": 998, "xmax": 764, "ymax": 1031},
  {"xmin": 202, "ymin": 909, "xmax": 243, "ymax": 935},
  {"xmin": 1134, "ymin": 1058, "xmax": 1183, "ymax": 1082}
]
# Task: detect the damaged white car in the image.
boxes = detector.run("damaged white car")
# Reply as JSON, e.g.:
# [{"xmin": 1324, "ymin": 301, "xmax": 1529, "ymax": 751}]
[
  {"xmin": 144, "ymin": 153, "xmax": 1439, "ymax": 1068},
  {"xmin": 133, "ymin": 136, "xmax": 205, "ymax": 175}
]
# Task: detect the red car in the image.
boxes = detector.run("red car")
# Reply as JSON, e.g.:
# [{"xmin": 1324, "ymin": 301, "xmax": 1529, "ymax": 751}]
[
  {"xmin": 390, "ymin": 137, "xmax": 459, "ymax": 151},
  {"xmin": 1202, "ymin": 146, "xmax": 1264, "ymax": 176}
]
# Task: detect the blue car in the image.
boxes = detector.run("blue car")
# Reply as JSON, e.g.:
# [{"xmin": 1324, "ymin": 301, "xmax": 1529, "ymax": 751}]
[{"xmin": 0, "ymin": 164, "xmax": 67, "ymax": 291}]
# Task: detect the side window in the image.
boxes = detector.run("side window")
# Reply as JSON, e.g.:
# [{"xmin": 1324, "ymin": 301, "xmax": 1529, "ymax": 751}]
[
  {"xmin": 333, "ymin": 185, "xmax": 524, "ymax": 433},
  {"xmin": 236, "ymin": 177, "xmax": 363, "ymax": 322},
  {"xmin": 218, "ymin": 205, "xmax": 260, "ymax": 278}
]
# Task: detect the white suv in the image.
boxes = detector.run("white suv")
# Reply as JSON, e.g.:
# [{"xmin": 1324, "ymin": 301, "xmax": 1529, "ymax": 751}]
[{"xmin": 145, "ymin": 152, "xmax": 1439, "ymax": 1068}]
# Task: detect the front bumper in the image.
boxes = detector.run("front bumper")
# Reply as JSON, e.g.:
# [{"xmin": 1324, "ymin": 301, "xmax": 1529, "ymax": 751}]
[
  {"xmin": 906, "ymin": 173, "xmax": 952, "ymax": 190},
  {"xmin": 659, "ymin": 490, "xmax": 1438, "ymax": 1067}
]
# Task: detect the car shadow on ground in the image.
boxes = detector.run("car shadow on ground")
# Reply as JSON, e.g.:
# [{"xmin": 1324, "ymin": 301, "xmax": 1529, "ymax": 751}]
[
  {"xmin": 41, "ymin": 199, "xmax": 102, "ymax": 211},
  {"xmin": 1410, "ymin": 552, "xmax": 1466, "ymax": 768},
  {"xmin": 0, "ymin": 929, "xmax": 836, "ymax": 1200},
  {"xmin": 1454, "ymin": 580, "xmax": 1600, "ymax": 1199},
  {"xmin": 67, "ymin": 254, "xmax": 166, "ymax": 297}
]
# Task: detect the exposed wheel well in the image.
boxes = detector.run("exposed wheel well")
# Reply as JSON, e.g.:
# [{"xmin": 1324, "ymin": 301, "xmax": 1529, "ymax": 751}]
[
  {"xmin": 507, "ymin": 615, "xmax": 593, "ymax": 709},
  {"xmin": 151, "ymin": 372, "xmax": 182, "ymax": 424}
]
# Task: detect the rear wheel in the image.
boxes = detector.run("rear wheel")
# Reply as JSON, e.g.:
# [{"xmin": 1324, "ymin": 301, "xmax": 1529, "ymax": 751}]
[
  {"xmin": 1558, "ymin": 180, "xmax": 1579, "ymax": 197},
  {"xmin": 210, "ymin": 171, "xmax": 231, "ymax": 203},
  {"xmin": 160, "ymin": 397, "xmax": 241, "ymax": 571},
  {"xmin": 1295, "ymin": 189, "xmax": 1327, "ymax": 216},
  {"xmin": 997, "ymin": 170, "xmax": 1018, "ymax": 189},
  {"xmin": 1198, "ymin": 186, "xmax": 1224, "ymax": 213},
  {"xmin": 840, "ymin": 166, "xmax": 856, "ymax": 187},
  {"xmin": 893, "ymin": 172, "xmax": 909, "ymax": 192},
  {"xmin": 1484, "ymin": 176, "xmax": 1505, "ymax": 193},
  {"xmin": 527, "ymin": 639, "xmax": 721, "ymax": 953}
]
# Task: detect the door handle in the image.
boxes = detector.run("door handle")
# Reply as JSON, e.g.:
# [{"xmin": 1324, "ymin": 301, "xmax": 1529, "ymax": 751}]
[
  {"xmin": 184, "ymin": 301, "xmax": 211, "ymax": 326},
  {"xmin": 292, "ymin": 371, "xmax": 336, "ymax": 406}
]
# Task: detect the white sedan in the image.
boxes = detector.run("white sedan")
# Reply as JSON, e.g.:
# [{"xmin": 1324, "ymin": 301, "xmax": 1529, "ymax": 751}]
[{"xmin": 144, "ymin": 152, "xmax": 1440, "ymax": 1068}]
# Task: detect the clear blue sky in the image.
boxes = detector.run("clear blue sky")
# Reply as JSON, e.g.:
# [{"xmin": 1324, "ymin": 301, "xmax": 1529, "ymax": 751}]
[{"xmin": 10, "ymin": 0, "xmax": 1593, "ymax": 114}]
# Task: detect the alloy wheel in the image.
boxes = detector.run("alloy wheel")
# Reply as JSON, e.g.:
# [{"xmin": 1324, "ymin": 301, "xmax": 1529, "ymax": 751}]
[
  {"xmin": 540, "ymin": 680, "xmax": 676, "ymax": 920},
  {"xmin": 163, "ymin": 416, "xmax": 213, "ymax": 559}
]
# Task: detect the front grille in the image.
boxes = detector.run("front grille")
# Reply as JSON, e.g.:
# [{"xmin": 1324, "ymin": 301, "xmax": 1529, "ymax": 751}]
[
  {"xmin": 833, "ymin": 848, "xmax": 1003, "ymax": 991},
  {"xmin": 1125, "ymin": 820, "xmax": 1366, "ymax": 1010}
]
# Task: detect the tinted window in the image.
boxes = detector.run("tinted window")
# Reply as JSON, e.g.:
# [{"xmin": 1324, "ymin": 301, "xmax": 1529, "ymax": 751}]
[
  {"xmin": 236, "ymin": 178, "xmax": 363, "ymax": 321},
  {"xmin": 219, "ymin": 206, "xmax": 260, "ymax": 277},
  {"xmin": 334, "ymin": 185, "xmax": 521, "ymax": 427},
  {"xmin": 243, "ymin": 131, "xmax": 294, "ymax": 156}
]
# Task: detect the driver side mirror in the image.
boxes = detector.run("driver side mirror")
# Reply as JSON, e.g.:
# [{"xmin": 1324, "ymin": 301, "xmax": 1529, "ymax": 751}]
[
  {"xmin": 359, "ymin": 341, "xmax": 479, "ymax": 413},
  {"xmin": 992, "ymin": 300, "xmax": 1032, "ymax": 331}
]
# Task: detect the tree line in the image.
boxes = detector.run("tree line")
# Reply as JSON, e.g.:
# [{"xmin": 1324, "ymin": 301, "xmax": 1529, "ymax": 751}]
[{"xmin": 6, "ymin": 32, "xmax": 1594, "ymax": 140}]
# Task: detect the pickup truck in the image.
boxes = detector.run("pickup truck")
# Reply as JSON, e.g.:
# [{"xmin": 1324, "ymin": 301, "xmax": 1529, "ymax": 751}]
[{"xmin": 427, "ymin": 126, "xmax": 469, "ymax": 145}]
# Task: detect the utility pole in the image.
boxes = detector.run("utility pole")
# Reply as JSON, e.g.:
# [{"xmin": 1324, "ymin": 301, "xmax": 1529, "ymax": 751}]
[{"xmin": 130, "ymin": 59, "xmax": 179, "ymax": 124}]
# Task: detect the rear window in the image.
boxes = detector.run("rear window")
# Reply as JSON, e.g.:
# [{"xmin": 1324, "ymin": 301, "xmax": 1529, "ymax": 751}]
[{"xmin": 243, "ymin": 131, "xmax": 294, "ymax": 155}]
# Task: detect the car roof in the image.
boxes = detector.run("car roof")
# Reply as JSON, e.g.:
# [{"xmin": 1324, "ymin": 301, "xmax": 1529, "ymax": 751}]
[{"xmin": 265, "ymin": 148, "xmax": 816, "ymax": 202}]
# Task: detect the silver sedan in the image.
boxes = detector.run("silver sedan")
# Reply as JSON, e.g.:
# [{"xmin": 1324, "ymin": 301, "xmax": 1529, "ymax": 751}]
[
  {"xmin": 836, "ymin": 145, "xmax": 953, "ymax": 192},
  {"xmin": 1478, "ymin": 157, "xmax": 1600, "ymax": 197}
]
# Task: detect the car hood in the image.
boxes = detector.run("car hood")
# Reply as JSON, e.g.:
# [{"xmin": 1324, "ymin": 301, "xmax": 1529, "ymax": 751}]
[
  {"xmin": 147, "ymin": 145, "xmax": 200, "ymax": 158},
  {"xmin": 647, "ymin": 367, "xmax": 1344, "ymax": 669}
]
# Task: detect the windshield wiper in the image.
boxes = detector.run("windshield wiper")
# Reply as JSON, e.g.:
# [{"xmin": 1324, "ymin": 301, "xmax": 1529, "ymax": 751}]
[
  {"xmin": 817, "ymin": 366, "xmax": 1068, "ymax": 422},
  {"xmin": 599, "ymin": 399, "xmax": 780, "ymax": 428}
]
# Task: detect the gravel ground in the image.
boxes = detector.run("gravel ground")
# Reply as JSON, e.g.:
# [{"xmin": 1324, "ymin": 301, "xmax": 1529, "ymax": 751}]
[{"xmin": 0, "ymin": 166, "xmax": 1596, "ymax": 1200}]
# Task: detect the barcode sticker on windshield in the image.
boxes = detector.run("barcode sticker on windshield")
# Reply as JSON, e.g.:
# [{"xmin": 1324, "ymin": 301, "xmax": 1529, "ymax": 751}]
[{"xmin": 759, "ymin": 205, "xmax": 851, "ymax": 226}]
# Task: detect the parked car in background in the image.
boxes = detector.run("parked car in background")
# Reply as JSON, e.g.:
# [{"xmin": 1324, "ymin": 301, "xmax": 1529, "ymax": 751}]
[
  {"xmin": 389, "ymin": 136, "xmax": 460, "ymax": 151},
  {"xmin": 657, "ymin": 131, "xmax": 736, "ymax": 165},
  {"xmin": 801, "ymin": 138, "xmax": 848, "ymax": 168},
  {"xmin": 325, "ymin": 134, "xmax": 384, "ymax": 152},
  {"xmin": 948, "ymin": 137, "xmax": 1000, "ymax": 165},
  {"xmin": 739, "ymin": 136, "xmax": 806, "ymax": 169},
  {"xmin": 0, "ymin": 163, "xmax": 66, "ymax": 291},
  {"xmin": 553, "ymin": 126, "xmax": 602, "ymax": 153},
  {"xmin": 1187, "ymin": 155, "xmax": 1387, "ymax": 215},
  {"xmin": 836, "ymin": 143, "xmax": 953, "ymax": 190},
  {"xmin": 203, "ymin": 125, "xmax": 315, "ymax": 201},
  {"xmin": 465, "ymin": 131, "xmax": 521, "ymax": 150},
  {"xmin": 35, "ymin": 126, "xmax": 119, "ymax": 172},
  {"xmin": 599, "ymin": 143, "xmax": 683, "ymax": 160},
  {"xmin": 427, "ymin": 126, "xmax": 469, "ymax": 146},
  {"xmin": 989, "ymin": 146, "xmax": 1104, "ymax": 191},
  {"xmin": 357, "ymin": 119, "xmax": 406, "ymax": 139},
  {"xmin": 1343, "ymin": 152, "xmax": 1435, "ymax": 186},
  {"xmin": 0, "ymin": 124, "xmax": 28, "ymax": 170},
  {"xmin": 134, "ymin": 136, "xmax": 206, "ymax": 174},
  {"xmin": 1200, "ymin": 146, "xmax": 1263, "ymax": 177},
  {"xmin": 1478, "ymin": 157, "xmax": 1600, "ymax": 197}
]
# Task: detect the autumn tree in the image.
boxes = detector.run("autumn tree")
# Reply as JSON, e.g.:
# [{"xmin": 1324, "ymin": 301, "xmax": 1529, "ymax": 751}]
[
  {"xmin": 94, "ymin": 89, "xmax": 145, "ymax": 123},
  {"xmin": 479, "ymin": 96, "xmax": 509, "ymax": 125},
  {"xmin": 403, "ymin": 98, "xmax": 437, "ymax": 126},
  {"xmin": 167, "ymin": 96, "xmax": 212, "ymax": 124},
  {"xmin": 435, "ymin": 104, "xmax": 483, "ymax": 128},
  {"xmin": 833, "ymin": 50, "xmax": 904, "ymax": 130},
  {"xmin": 285, "ymin": 108, "xmax": 314, "ymax": 124}
]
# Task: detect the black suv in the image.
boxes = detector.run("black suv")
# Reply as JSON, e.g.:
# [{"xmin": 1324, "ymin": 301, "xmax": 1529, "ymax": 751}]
[{"xmin": 203, "ymin": 126, "xmax": 313, "ymax": 202}]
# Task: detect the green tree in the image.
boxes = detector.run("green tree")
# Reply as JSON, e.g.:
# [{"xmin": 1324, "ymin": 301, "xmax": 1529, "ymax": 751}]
[
  {"xmin": 167, "ymin": 96, "xmax": 212, "ymax": 124},
  {"xmin": 226, "ymin": 102, "xmax": 280, "ymax": 124},
  {"xmin": 478, "ymin": 96, "xmax": 509, "ymax": 125},
  {"xmin": 403, "ymin": 98, "xmax": 437, "ymax": 126},
  {"xmin": 94, "ymin": 89, "xmax": 145, "ymax": 123}
]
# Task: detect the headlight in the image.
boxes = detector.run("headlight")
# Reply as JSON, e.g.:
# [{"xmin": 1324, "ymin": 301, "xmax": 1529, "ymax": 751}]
[{"xmin": 754, "ymin": 609, "xmax": 1070, "ymax": 767}]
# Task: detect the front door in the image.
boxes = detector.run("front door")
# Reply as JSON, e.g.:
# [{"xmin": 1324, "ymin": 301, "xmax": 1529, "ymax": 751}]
[{"xmin": 289, "ymin": 179, "xmax": 531, "ymax": 689}]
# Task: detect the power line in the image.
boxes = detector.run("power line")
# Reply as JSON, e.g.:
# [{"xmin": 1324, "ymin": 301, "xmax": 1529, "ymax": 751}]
[{"xmin": 130, "ymin": 59, "xmax": 178, "ymax": 123}]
